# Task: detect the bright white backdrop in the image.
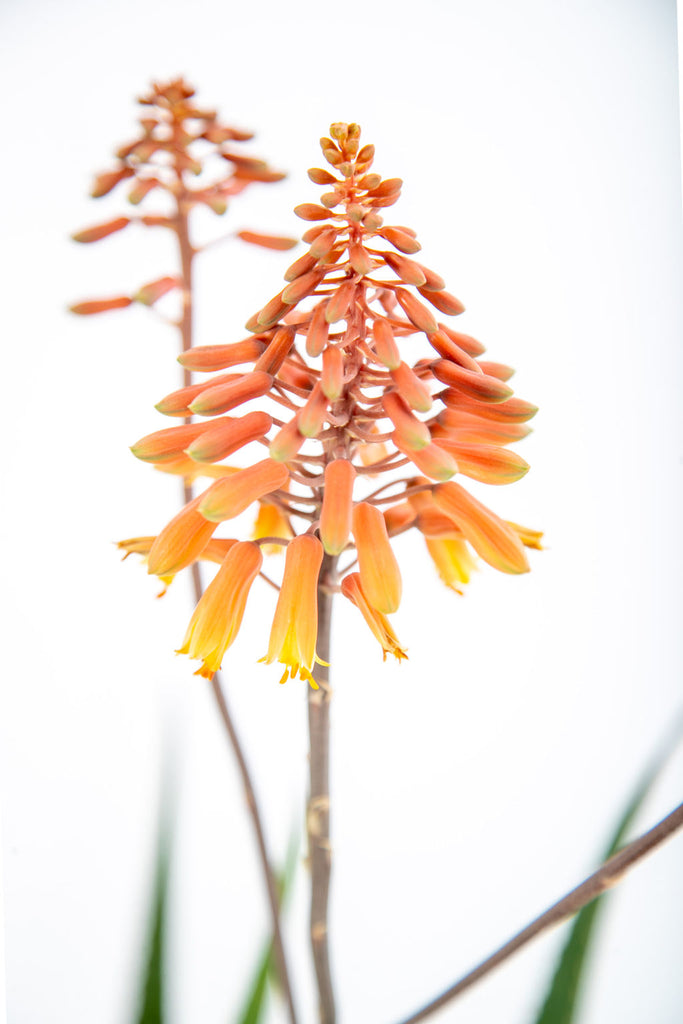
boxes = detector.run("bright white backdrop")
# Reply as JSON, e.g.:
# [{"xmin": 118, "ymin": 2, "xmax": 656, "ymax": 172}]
[{"xmin": 1, "ymin": 1, "xmax": 682, "ymax": 1022}]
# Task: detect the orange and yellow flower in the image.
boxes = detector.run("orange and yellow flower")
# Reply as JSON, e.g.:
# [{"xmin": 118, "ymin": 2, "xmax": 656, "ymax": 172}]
[
  {"xmin": 177, "ymin": 541, "xmax": 262, "ymax": 679},
  {"xmin": 341, "ymin": 573, "xmax": 407, "ymax": 663},
  {"xmin": 261, "ymin": 535, "xmax": 324, "ymax": 686}
]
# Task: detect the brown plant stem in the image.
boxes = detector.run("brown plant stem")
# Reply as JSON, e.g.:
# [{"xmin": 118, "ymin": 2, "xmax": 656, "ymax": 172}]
[
  {"xmin": 308, "ymin": 553, "xmax": 337, "ymax": 1024},
  {"xmin": 172, "ymin": 196, "xmax": 299, "ymax": 1024},
  {"xmin": 393, "ymin": 799, "xmax": 683, "ymax": 1024}
]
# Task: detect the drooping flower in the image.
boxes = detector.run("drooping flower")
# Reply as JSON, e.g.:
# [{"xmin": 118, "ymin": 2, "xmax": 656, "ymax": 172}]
[
  {"xmin": 341, "ymin": 573, "xmax": 407, "ymax": 663},
  {"xmin": 261, "ymin": 535, "xmax": 324, "ymax": 686},
  {"xmin": 177, "ymin": 542, "xmax": 263, "ymax": 679}
]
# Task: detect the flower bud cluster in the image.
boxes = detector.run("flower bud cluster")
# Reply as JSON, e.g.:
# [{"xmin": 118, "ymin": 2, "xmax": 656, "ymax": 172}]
[{"xmin": 125, "ymin": 122, "xmax": 540, "ymax": 682}]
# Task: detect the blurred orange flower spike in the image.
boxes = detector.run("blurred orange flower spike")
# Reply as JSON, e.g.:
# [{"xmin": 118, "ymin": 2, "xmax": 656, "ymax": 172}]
[
  {"xmin": 177, "ymin": 541, "xmax": 263, "ymax": 679},
  {"xmin": 262, "ymin": 535, "xmax": 324, "ymax": 686},
  {"xmin": 433, "ymin": 482, "xmax": 529, "ymax": 575},
  {"xmin": 341, "ymin": 573, "xmax": 407, "ymax": 662},
  {"xmin": 147, "ymin": 493, "xmax": 218, "ymax": 576},
  {"xmin": 352, "ymin": 502, "xmax": 402, "ymax": 614},
  {"xmin": 199, "ymin": 459, "xmax": 289, "ymax": 521},
  {"xmin": 320, "ymin": 460, "xmax": 355, "ymax": 555}
]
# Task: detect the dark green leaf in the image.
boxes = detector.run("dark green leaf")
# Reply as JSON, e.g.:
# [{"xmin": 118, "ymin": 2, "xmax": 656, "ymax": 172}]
[
  {"xmin": 134, "ymin": 785, "xmax": 174, "ymax": 1024},
  {"xmin": 532, "ymin": 718, "xmax": 682, "ymax": 1024}
]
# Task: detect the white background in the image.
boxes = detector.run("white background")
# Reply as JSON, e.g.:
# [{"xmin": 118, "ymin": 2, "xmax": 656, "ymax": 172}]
[{"xmin": 1, "ymin": 1, "xmax": 682, "ymax": 1023}]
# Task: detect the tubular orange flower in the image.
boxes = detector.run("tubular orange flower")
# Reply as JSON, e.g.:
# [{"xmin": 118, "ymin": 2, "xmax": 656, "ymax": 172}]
[
  {"xmin": 341, "ymin": 573, "xmax": 407, "ymax": 662},
  {"xmin": 352, "ymin": 502, "xmax": 402, "ymax": 614},
  {"xmin": 199, "ymin": 459, "xmax": 289, "ymax": 521},
  {"xmin": 320, "ymin": 460, "xmax": 355, "ymax": 555},
  {"xmin": 177, "ymin": 541, "xmax": 263, "ymax": 679},
  {"xmin": 252, "ymin": 500, "xmax": 293, "ymax": 554},
  {"xmin": 262, "ymin": 535, "xmax": 324, "ymax": 686},
  {"xmin": 146, "ymin": 494, "xmax": 219, "ymax": 576},
  {"xmin": 433, "ymin": 481, "xmax": 529, "ymax": 575}
]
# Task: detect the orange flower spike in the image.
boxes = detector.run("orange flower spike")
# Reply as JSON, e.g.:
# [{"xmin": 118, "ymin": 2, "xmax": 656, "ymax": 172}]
[
  {"xmin": 262, "ymin": 535, "xmax": 324, "ymax": 686},
  {"xmin": 425, "ymin": 538, "xmax": 477, "ymax": 594},
  {"xmin": 390, "ymin": 361, "xmax": 433, "ymax": 413},
  {"xmin": 433, "ymin": 481, "xmax": 529, "ymax": 575},
  {"xmin": 320, "ymin": 459, "xmax": 356, "ymax": 555},
  {"xmin": 341, "ymin": 573, "xmax": 407, "ymax": 663},
  {"xmin": 352, "ymin": 502, "xmax": 402, "ymax": 614},
  {"xmin": 186, "ymin": 411, "xmax": 272, "ymax": 464},
  {"xmin": 147, "ymin": 493, "xmax": 219, "ymax": 576},
  {"xmin": 199, "ymin": 459, "xmax": 289, "ymax": 522},
  {"xmin": 177, "ymin": 542, "xmax": 263, "ymax": 679}
]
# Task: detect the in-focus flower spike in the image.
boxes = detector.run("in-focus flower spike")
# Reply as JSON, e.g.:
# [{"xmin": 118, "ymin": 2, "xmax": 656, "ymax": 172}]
[
  {"xmin": 261, "ymin": 535, "xmax": 324, "ymax": 686},
  {"xmin": 177, "ymin": 542, "xmax": 263, "ymax": 679},
  {"xmin": 341, "ymin": 573, "xmax": 407, "ymax": 663},
  {"xmin": 123, "ymin": 119, "xmax": 540, "ymax": 680}
]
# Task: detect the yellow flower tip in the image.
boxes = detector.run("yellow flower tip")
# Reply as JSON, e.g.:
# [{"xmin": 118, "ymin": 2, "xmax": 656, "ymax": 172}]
[
  {"xmin": 341, "ymin": 573, "xmax": 407, "ymax": 663},
  {"xmin": 178, "ymin": 541, "xmax": 263, "ymax": 679},
  {"xmin": 263, "ymin": 535, "xmax": 324, "ymax": 685}
]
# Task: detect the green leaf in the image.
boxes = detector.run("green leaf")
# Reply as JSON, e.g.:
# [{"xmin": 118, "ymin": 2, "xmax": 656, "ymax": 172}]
[
  {"xmin": 134, "ymin": 790, "xmax": 173, "ymax": 1024},
  {"xmin": 532, "ymin": 718, "xmax": 682, "ymax": 1024},
  {"xmin": 234, "ymin": 829, "xmax": 300, "ymax": 1024}
]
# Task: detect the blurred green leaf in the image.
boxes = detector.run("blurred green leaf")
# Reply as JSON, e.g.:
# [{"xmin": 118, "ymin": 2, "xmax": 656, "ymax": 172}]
[
  {"xmin": 234, "ymin": 828, "xmax": 300, "ymax": 1024},
  {"xmin": 134, "ymin": 804, "xmax": 171, "ymax": 1024},
  {"xmin": 532, "ymin": 719, "xmax": 682, "ymax": 1024}
]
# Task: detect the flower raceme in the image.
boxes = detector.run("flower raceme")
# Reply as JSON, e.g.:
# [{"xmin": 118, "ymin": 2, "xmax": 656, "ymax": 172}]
[{"xmin": 124, "ymin": 121, "xmax": 541, "ymax": 681}]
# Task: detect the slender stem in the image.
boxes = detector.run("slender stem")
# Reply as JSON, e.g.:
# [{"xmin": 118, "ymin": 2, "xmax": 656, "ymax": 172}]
[
  {"xmin": 308, "ymin": 553, "xmax": 337, "ymax": 1024},
  {"xmin": 209, "ymin": 670, "xmax": 299, "ymax": 1024},
  {"xmin": 172, "ymin": 195, "xmax": 299, "ymax": 1024},
  {"xmin": 392, "ymin": 800, "xmax": 683, "ymax": 1024}
]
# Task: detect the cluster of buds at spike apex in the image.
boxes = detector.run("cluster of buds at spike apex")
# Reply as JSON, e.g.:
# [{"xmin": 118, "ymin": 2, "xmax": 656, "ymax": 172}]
[
  {"xmin": 70, "ymin": 77, "xmax": 296, "ymax": 316},
  {"xmin": 128, "ymin": 122, "xmax": 541, "ymax": 682}
]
